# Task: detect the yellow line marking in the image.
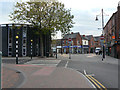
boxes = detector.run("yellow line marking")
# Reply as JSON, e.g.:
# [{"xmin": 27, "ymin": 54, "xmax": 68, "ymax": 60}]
[
  {"xmin": 86, "ymin": 75, "xmax": 103, "ymax": 90},
  {"xmin": 89, "ymin": 76, "xmax": 107, "ymax": 90}
]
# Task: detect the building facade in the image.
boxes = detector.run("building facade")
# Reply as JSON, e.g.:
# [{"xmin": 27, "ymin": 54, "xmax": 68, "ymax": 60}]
[
  {"xmin": 86, "ymin": 35, "xmax": 95, "ymax": 53},
  {"xmin": 94, "ymin": 36, "xmax": 101, "ymax": 48},
  {"xmin": 104, "ymin": 4, "xmax": 120, "ymax": 58},
  {"xmin": 1, "ymin": 24, "xmax": 50, "ymax": 57},
  {"xmin": 81, "ymin": 35, "xmax": 89, "ymax": 54},
  {"xmin": 62, "ymin": 32, "xmax": 82, "ymax": 54}
]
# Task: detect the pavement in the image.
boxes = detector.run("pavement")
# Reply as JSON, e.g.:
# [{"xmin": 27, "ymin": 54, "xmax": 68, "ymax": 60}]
[{"xmin": 2, "ymin": 57, "xmax": 95, "ymax": 88}]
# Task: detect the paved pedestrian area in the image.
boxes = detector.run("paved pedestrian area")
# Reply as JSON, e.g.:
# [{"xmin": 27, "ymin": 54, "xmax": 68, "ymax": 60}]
[
  {"xmin": 2, "ymin": 65, "xmax": 24, "ymax": 88},
  {"xmin": 25, "ymin": 60, "xmax": 61, "ymax": 66},
  {"xmin": 2, "ymin": 63, "xmax": 95, "ymax": 88}
]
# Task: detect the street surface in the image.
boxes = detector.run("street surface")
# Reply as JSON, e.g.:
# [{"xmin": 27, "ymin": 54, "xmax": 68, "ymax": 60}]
[
  {"xmin": 2, "ymin": 57, "xmax": 94, "ymax": 88},
  {"xmin": 57, "ymin": 54, "xmax": 118, "ymax": 89}
]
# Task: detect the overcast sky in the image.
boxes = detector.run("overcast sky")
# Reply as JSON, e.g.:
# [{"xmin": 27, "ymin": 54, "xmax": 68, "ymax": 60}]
[{"xmin": 0, "ymin": 0, "xmax": 120, "ymax": 39}]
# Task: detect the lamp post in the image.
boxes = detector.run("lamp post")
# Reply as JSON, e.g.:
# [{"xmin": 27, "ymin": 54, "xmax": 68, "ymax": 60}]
[
  {"xmin": 16, "ymin": 36, "xmax": 19, "ymax": 64},
  {"xmin": 31, "ymin": 39, "xmax": 33, "ymax": 59},
  {"xmin": 95, "ymin": 9, "xmax": 108, "ymax": 61}
]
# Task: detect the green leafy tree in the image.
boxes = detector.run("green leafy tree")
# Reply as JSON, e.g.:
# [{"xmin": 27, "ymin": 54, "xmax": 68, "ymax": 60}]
[{"xmin": 9, "ymin": 1, "xmax": 74, "ymax": 57}]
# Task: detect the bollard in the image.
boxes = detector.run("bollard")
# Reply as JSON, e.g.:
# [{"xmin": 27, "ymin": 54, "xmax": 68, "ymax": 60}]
[{"xmin": 0, "ymin": 51, "xmax": 2, "ymax": 89}]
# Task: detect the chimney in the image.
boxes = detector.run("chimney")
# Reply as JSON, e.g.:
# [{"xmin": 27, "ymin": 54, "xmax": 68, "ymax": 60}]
[
  {"xmin": 83, "ymin": 35, "xmax": 85, "ymax": 37},
  {"xmin": 71, "ymin": 32, "xmax": 73, "ymax": 34},
  {"xmin": 118, "ymin": 1, "xmax": 120, "ymax": 6},
  {"xmin": 118, "ymin": 1, "xmax": 120, "ymax": 10}
]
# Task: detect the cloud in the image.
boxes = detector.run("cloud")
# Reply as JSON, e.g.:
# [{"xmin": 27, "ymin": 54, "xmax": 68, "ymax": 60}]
[{"xmin": 0, "ymin": 0, "xmax": 120, "ymax": 39}]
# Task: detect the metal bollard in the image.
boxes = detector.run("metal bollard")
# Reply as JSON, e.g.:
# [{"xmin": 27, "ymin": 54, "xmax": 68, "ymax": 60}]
[{"xmin": 0, "ymin": 51, "xmax": 2, "ymax": 89}]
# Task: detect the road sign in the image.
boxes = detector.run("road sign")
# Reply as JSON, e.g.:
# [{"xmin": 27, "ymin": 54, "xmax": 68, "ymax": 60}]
[
  {"xmin": 68, "ymin": 38, "xmax": 72, "ymax": 41},
  {"xmin": 100, "ymin": 36, "xmax": 104, "ymax": 40}
]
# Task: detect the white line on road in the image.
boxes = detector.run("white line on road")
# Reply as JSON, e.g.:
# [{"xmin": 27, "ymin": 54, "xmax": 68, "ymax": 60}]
[
  {"xmin": 65, "ymin": 61, "xmax": 69, "ymax": 68},
  {"xmin": 83, "ymin": 69, "xmax": 96, "ymax": 89},
  {"xmin": 66, "ymin": 68, "xmax": 96, "ymax": 89},
  {"xmin": 84, "ymin": 70, "xmax": 87, "ymax": 75},
  {"xmin": 84, "ymin": 70, "xmax": 95, "ymax": 76}
]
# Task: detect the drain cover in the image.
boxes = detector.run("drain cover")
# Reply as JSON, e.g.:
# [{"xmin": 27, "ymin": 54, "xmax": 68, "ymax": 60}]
[{"xmin": 16, "ymin": 71, "xmax": 21, "ymax": 73}]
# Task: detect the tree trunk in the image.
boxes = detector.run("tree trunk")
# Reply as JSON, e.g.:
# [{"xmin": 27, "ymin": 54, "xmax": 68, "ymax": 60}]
[
  {"xmin": 40, "ymin": 32, "xmax": 44, "ymax": 58},
  {"xmin": 49, "ymin": 31, "xmax": 53, "ymax": 57}
]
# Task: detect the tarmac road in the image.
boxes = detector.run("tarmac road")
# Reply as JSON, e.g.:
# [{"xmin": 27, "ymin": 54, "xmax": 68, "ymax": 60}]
[{"xmin": 57, "ymin": 54, "xmax": 118, "ymax": 89}]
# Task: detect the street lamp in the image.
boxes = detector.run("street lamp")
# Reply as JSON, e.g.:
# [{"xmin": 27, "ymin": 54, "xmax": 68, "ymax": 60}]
[
  {"xmin": 16, "ymin": 35, "xmax": 19, "ymax": 64},
  {"xmin": 95, "ymin": 9, "xmax": 108, "ymax": 61},
  {"xmin": 31, "ymin": 39, "xmax": 33, "ymax": 59}
]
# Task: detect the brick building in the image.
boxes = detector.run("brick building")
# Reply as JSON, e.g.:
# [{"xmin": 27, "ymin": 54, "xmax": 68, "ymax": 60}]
[
  {"xmin": 62, "ymin": 32, "xmax": 82, "ymax": 54},
  {"xmin": 86, "ymin": 35, "xmax": 95, "ymax": 53},
  {"xmin": 104, "ymin": 3, "xmax": 120, "ymax": 58},
  {"xmin": 94, "ymin": 36, "xmax": 101, "ymax": 49}
]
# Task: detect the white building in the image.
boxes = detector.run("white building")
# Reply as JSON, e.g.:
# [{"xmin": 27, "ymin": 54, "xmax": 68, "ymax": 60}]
[{"xmin": 81, "ymin": 35, "xmax": 89, "ymax": 54}]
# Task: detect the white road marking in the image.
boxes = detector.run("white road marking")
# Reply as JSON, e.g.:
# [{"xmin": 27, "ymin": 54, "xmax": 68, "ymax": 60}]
[
  {"xmin": 84, "ymin": 69, "xmax": 95, "ymax": 76},
  {"xmin": 65, "ymin": 61, "xmax": 69, "ymax": 68},
  {"xmin": 66, "ymin": 68, "xmax": 96, "ymax": 89},
  {"xmin": 87, "ymin": 74, "xmax": 95, "ymax": 76},
  {"xmin": 84, "ymin": 69, "xmax": 87, "ymax": 75}
]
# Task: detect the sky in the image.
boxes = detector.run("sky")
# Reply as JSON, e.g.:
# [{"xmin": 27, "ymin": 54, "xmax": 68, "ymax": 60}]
[{"xmin": 0, "ymin": 0, "xmax": 120, "ymax": 39}]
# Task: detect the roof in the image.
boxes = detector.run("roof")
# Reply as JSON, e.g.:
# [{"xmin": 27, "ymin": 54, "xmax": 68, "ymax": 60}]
[
  {"xmin": 81, "ymin": 35, "xmax": 88, "ymax": 40},
  {"xmin": 86, "ymin": 35, "xmax": 93, "ymax": 40},
  {"xmin": 94, "ymin": 36, "xmax": 100, "ymax": 41},
  {"xmin": 63, "ymin": 32, "xmax": 79, "ymax": 39}
]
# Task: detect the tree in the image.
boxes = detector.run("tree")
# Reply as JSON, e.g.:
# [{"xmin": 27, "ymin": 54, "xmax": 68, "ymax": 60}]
[{"xmin": 9, "ymin": 1, "xmax": 74, "ymax": 57}]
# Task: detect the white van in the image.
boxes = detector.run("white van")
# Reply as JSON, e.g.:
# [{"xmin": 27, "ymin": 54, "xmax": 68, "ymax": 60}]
[{"xmin": 95, "ymin": 47, "xmax": 101, "ymax": 55}]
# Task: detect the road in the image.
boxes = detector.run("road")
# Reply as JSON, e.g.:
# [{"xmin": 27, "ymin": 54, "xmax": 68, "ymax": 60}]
[{"xmin": 57, "ymin": 54, "xmax": 118, "ymax": 89}]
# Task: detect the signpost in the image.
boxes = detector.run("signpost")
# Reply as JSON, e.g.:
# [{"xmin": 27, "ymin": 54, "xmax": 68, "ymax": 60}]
[{"xmin": 100, "ymin": 35, "xmax": 105, "ymax": 61}]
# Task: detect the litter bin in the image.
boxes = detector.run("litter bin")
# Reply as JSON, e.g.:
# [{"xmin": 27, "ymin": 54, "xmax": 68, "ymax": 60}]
[
  {"xmin": 0, "ymin": 51, "xmax": 2, "ymax": 89},
  {"xmin": 46, "ymin": 52, "xmax": 49, "ymax": 57}
]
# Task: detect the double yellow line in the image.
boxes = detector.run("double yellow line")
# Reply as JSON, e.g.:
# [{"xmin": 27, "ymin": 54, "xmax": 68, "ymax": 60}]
[{"xmin": 86, "ymin": 75, "xmax": 107, "ymax": 90}]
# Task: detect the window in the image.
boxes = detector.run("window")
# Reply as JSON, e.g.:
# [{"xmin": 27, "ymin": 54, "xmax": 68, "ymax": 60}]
[
  {"xmin": 66, "ymin": 41, "xmax": 67, "ymax": 44},
  {"xmin": 9, "ymin": 39, "xmax": 12, "ymax": 43},
  {"xmin": 9, "ymin": 53, "xmax": 12, "ymax": 55},
  {"xmin": 23, "ymin": 49, "xmax": 25, "ymax": 52},
  {"xmin": 9, "ymin": 48, "xmax": 12, "ymax": 51},
  {"xmin": 23, "ymin": 39, "xmax": 26, "ymax": 43}
]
